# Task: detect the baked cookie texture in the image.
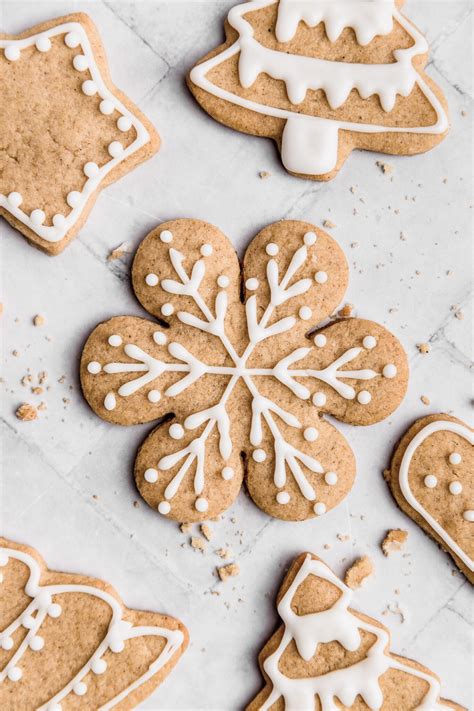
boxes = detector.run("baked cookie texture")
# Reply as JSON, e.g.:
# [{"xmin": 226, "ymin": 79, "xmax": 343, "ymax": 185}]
[
  {"xmin": 248, "ymin": 552, "xmax": 465, "ymax": 711},
  {"xmin": 0, "ymin": 13, "xmax": 160, "ymax": 255},
  {"xmin": 386, "ymin": 413, "xmax": 473, "ymax": 583},
  {"xmin": 188, "ymin": 0, "xmax": 449, "ymax": 181},
  {"xmin": 0, "ymin": 538, "xmax": 188, "ymax": 709},
  {"xmin": 81, "ymin": 218, "xmax": 408, "ymax": 523}
]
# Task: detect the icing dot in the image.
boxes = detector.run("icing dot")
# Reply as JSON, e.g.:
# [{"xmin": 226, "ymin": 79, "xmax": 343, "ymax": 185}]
[
  {"xmin": 7, "ymin": 666, "xmax": 22, "ymax": 682},
  {"xmin": 5, "ymin": 46, "xmax": 20, "ymax": 61},
  {"xmin": 36, "ymin": 591, "xmax": 52, "ymax": 608},
  {"xmin": 1, "ymin": 636, "xmax": 13, "ymax": 650},
  {"xmin": 314, "ymin": 271, "xmax": 328, "ymax": 284},
  {"xmin": 145, "ymin": 273, "xmax": 159, "ymax": 287},
  {"xmin": 314, "ymin": 334, "xmax": 327, "ymax": 348},
  {"xmin": 463, "ymin": 510, "xmax": 474, "ymax": 522},
  {"xmin": 84, "ymin": 162, "xmax": 99, "ymax": 178},
  {"xmin": 169, "ymin": 423, "xmax": 184, "ymax": 440},
  {"xmin": 253, "ymin": 449, "xmax": 266, "ymax": 463},
  {"xmin": 109, "ymin": 638, "xmax": 124, "ymax": 653},
  {"xmin": 117, "ymin": 116, "xmax": 132, "ymax": 132},
  {"xmin": 312, "ymin": 392, "xmax": 326, "ymax": 407},
  {"xmin": 276, "ymin": 491, "xmax": 290, "ymax": 505},
  {"xmin": 73, "ymin": 682, "xmax": 87, "ymax": 696},
  {"xmin": 222, "ymin": 466, "xmax": 234, "ymax": 480},
  {"xmin": 99, "ymin": 99, "xmax": 114, "ymax": 115},
  {"xmin": 313, "ymin": 502, "xmax": 327, "ymax": 516},
  {"xmin": 217, "ymin": 275, "xmax": 230, "ymax": 288},
  {"xmin": 160, "ymin": 230, "xmax": 173, "ymax": 243},
  {"xmin": 304, "ymin": 427, "xmax": 318, "ymax": 442},
  {"xmin": 147, "ymin": 390, "xmax": 161, "ymax": 403},
  {"xmin": 29, "ymin": 635, "xmax": 44, "ymax": 651},
  {"xmin": 246, "ymin": 278, "xmax": 259, "ymax": 291},
  {"xmin": 449, "ymin": 481, "xmax": 462, "ymax": 495},
  {"xmin": 82, "ymin": 80, "xmax": 97, "ymax": 96},
  {"xmin": 449, "ymin": 452, "xmax": 462, "ymax": 465},
  {"xmin": 382, "ymin": 364, "xmax": 397, "ymax": 379},
  {"xmin": 91, "ymin": 658, "xmax": 107, "ymax": 674},
  {"xmin": 35, "ymin": 37, "xmax": 51, "ymax": 52},
  {"xmin": 424, "ymin": 474, "xmax": 438, "ymax": 489},
  {"xmin": 200, "ymin": 243, "xmax": 213, "ymax": 257},
  {"xmin": 108, "ymin": 334, "xmax": 122, "ymax": 347},
  {"xmin": 67, "ymin": 191, "xmax": 82, "ymax": 208},
  {"xmin": 304, "ymin": 231, "xmax": 317, "ymax": 246},
  {"xmin": 7, "ymin": 192, "xmax": 22, "ymax": 208},
  {"xmin": 144, "ymin": 468, "xmax": 158, "ymax": 483},
  {"xmin": 161, "ymin": 303, "xmax": 174, "ymax": 316},
  {"xmin": 108, "ymin": 141, "xmax": 124, "ymax": 158},
  {"xmin": 195, "ymin": 497, "xmax": 208, "ymax": 512},
  {"xmin": 52, "ymin": 214, "xmax": 66, "ymax": 228},
  {"xmin": 363, "ymin": 336, "xmax": 377, "ymax": 350},
  {"xmin": 153, "ymin": 331, "xmax": 167, "ymax": 345},
  {"xmin": 48, "ymin": 603, "xmax": 62, "ymax": 618},
  {"xmin": 30, "ymin": 209, "xmax": 46, "ymax": 225},
  {"xmin": 158, "ymin": 501, "xmax": 171, "ymax": 515},
  {"xmin": 325, "ymin": 471, "xmax": 338, "ymax": 486},
  {"xmin": 73, "ymin": 54, "xmax": 88, "ymax": 71},
  {"xmin": 3, "ymin": 44, "xmax": 20, "ymax": 62},
  {"xmin": 357, "ymin": 390, "xmax": 371, "ymax": 405},
  {"xmin": 104, "ymin": 392, "xmax": 116, "ymax": 411},
  {"xmin": 299, "ymin": 306, "xmax": 312, "ymax": 321},
  {"xmin": 65, "ymin": 32, "xmax": 80, "ymax": 48},
  {"xmin": 22, "ymin": 614, "xmax": 36, "ymax": 629},
  {"xmin": 266, "ymin": 243, "xmax": 279, "ymax": 256}
]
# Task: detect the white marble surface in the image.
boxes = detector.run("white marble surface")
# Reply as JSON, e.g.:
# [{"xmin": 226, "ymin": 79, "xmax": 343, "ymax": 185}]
[{"xmin": 1, "ymin": 1, "xmax": 472, "ymax": 709}]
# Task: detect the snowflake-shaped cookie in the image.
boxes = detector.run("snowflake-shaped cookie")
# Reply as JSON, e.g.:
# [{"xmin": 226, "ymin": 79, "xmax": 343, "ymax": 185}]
[
  {"xmin": 81, "ymin": 219, "xmax": 408, "ymax": 522},
  {"xmin": 0, "ymin": 13, "xmax": 159, "ymax": 254}
]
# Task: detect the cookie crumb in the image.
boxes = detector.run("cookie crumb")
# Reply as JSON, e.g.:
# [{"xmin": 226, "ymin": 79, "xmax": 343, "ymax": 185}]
[
  {"xmin": 337, "ymin": 303, "xmax": 353, "ymax": 318},
  {"xmin": 15, "ymin": 403, "xmax": 38, "ymax": 421},
  {"xmin": 217, "ymin": 563, "xmax": 240, "ymax": 582},
  {"xmin": 201, "ymin": 524, "xmax": 212, "ymax": 541},
  {"xmin": 133, "ymin": 500, "xmax": 139, "ymax": 508},
  {"xmin": 216, "ymin": 548, "xmax": 231, "ymax": 559},
  {"xmin": 420, "ymin": 395, "xmax": 430, "ymax": 406},
  {"xmin": 337, "ymin": 534, "xmax": 350, "ymax": 542},
  {"xmin": 323, "ymin": 219, "xmax": 337, "ymax": 229},
  {"xmin": 416, "ymin": 343, "xmax": 430, "ymax": 354},
  {"xmin": 38, "ymin": 371, "xmax": 48, "ymax": 384},
  {"xmin": 21, "ymin": 375, "xmax": 32, "ymax": 386},
  {"xmin": 385, "ymin": 602, "xmax": 407, "ymax": 623},
  {"xmin": 31, "ymin": 386, "xmax": 44, "ymax": 395},
  {"xmin": 382, "ymin": 529, "xmax": 408, "ymax": 556},
  {"xmin": 33, "ymin": 314, "xmax": 46, "ymax": 327},
  {"xmin": 107, "ymin": 241, "xmax": 131, "ymax": 261},
  {"xmin": 12, "ymin": 350, "xmax": 20, "ymax": 357},
  {"xmin": 376, "ymin": 160, "xmax": 393, "ymax": 174},
  {"xmin": 180, "ymin": 523, "xmax": 192, "ymax": 534},
  {"xmin": 344, "ymin": 556, "xmax": 374, "ymax": 589},
  {"xmin": 259, "ymin": 170, "xmax": 271, "ymax": 179},
  {"xmin": 323, "ymin": 543, "xmax": 331, "ymax": 550},
  {"xmin": 191, "ymin": 537, "xmax": 206, "ymax": 553},
  {"xmin": 37, "ymin": 401, "xmax": 47, "ymax": 412}
]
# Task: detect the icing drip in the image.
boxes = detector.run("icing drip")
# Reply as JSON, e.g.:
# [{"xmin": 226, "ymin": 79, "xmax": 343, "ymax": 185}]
[
  {"xmin": 190, "ymin": 0, "xmax": 449, "ymax": 175},
  {"xmin": 0, "ymin": 547, "xmax": 184, "ymax": 709},
  {"xmin": 259, "ymin": 555, "xmax": 451, "ymax": 711},
  {"xmin": 399, "ymin": 421, "xmax": 474, "ymax": 571},
  {"xmin": 89, "ymin": 234, "xmax": 392, "ymax": 513},
  {"xmin": 0, "ymin": 23, "xmax": 151, "ymax": 242}
]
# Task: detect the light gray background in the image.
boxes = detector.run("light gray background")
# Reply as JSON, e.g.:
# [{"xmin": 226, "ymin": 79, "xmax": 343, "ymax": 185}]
[{"xmin": 1, "ymin": 1, "xmax": 472, "ymax": 708}]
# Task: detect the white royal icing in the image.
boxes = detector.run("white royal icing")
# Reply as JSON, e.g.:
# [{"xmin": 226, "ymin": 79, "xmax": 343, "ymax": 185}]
[
  {"xmin": 190, "ymin": 0, "xmax": 449, "ymax": 175},
  {"xmin": 259, "ymin": 554, "xmax": 451, "ymax": 710},
  {"xmin": 399, "ymin": 420, "xmax": 474, "ymax": 571},
  {"xmin": 0, "ymin": 546, "xmax": 184, "ymax": 709},
  {"xmin": 0, "ymin": 23, "xmax": 151, "ymax": 242},
  {"xmin": 90, "ymin": 234, "xmax": 395, "ymax": 514}
]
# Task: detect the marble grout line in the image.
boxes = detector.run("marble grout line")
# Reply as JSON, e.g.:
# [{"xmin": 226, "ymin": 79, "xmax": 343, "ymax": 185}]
[{"xmin": 405, "ymin": 576, "xmax": 469, "ymax": 645}]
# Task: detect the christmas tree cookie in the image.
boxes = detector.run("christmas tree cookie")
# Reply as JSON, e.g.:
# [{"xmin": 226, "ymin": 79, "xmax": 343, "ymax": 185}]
[
  {"xmin": 387, "ymin": 414, "xmax": 474, "ymax": 583},
  {"xmin": 80, "ymin": 218, "xmax": 408, "ymax": 523},
  {"xmin": 0, "ymin": 538, "xmax": 187, "ymax": 708},
  {"xmin": 248, "ymin": 553, "xmax": 464, "ymax": 710},
  {"xmin": 189, "ymin": 0, "xmax": 449, "ymax": 180},
  {"xmin": 0, "ymin": 14, "xmax": 159, "ymax": 255}
]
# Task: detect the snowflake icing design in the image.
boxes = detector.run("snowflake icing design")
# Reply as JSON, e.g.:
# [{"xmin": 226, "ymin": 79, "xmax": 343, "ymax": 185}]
[{"xmin": 81, "ymin": 219, "xmax": 408, "ymax": 522}]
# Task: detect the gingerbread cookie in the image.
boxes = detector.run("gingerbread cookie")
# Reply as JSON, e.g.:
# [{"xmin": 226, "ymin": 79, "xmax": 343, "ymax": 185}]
[
  {"xmin": 0, "ymin": 538, "xmax": 187, "ymax": 708},
  {"xmin": 0, "ymin": 14, "xmax": 159, "ymax": 255},
  {"xmin": 387, "ymin": 414, "xmax": 473, "ymax": 583},
  {"xmin": 80, "ymin": 218, "xmax": 408, "ymax": 523},
  {"xmin": 248, "ymin": 552, "xmax": 464, "ymax": 710},
  {"xmin": 188, "ymin": 0, "xmax": 449, "ymax": 181}
]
